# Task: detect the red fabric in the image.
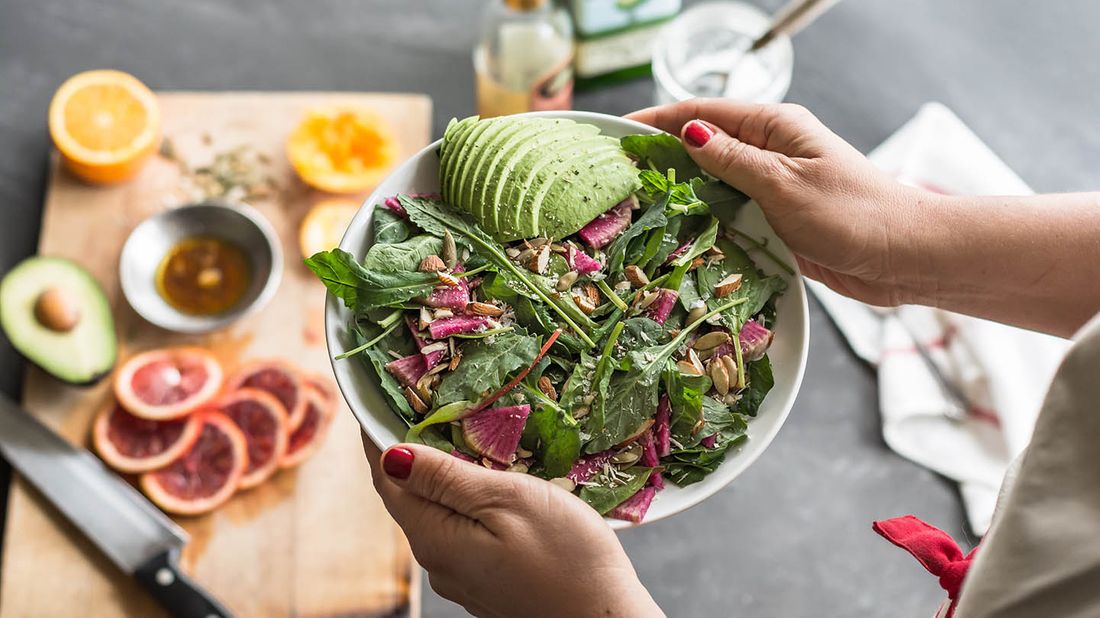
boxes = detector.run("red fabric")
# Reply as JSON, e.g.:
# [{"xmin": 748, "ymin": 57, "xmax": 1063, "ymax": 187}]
[{"xmin": 872, "ymin": 515, "xmax": 978, "ymax": 618}]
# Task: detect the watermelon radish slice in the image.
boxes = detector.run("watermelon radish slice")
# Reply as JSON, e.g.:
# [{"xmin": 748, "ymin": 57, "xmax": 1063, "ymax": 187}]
[
  {"xmin": 226, "ymin": 360, "xmax": 308, "ymax": 429},
  {"xmin": 639, "ymin": 430, "xmax": 659, "ymax": 467},
  {"xmin": 218, "ymin": 388, "xmax": 288, "ymax": 489},
  {"xmin": 739, "ymin": 319, "xmax": 774, "ymax": 362},
  {"xmin": 567, "ymin": 450, "xmax": 614, "ymax": 484},
  {"xmin": 383, "ymin": 196, "xmax": 407, "ymax": 217},
  {"xmin": 420, "ymin": 263, "xmax": 470, "ymax": 310},
  {"xmin": 648, "ymin": 471, "xmax": 665, "ymax": 490},
  {"xmin": 664, "ymin": 241, "xmax": 692, "ymax": 265},
  {"xmin": 385, "ymin": 354, "xmax": 428, "ymax": 389},
  {"xmin": 608, "ymin": 486, "xmax": 657, "ymax": 523},
  {"xmin": 577, "ymin": 198, "xmax": 634, "ymax": 248},
  {"xmin": 92, "ymin": 400, "xmax": 202, "ymax": 474},
  {"xmin": 701, "ymin": 433, "xmax": 718, "ymax": 449},
  {"xmin": 643, "ymin": 289, "xmax": 679, "ymax": 325},
  {"xmin": 460, "ymin": 404, "xmax": 530, "ymax": 465},
  {"xmin": 280, "ymin": 385, "xmax": 335, "ymax": 469},
  {"xmin": 655, "ymin": 394, "xmax": 671, "ymax": 458},
  {"xmin": 428, "ymin": 314, "xmax": 490, "ymax": 339},
  {"xmin": 710, "ymin": 341, "xmax": 735, "ymax": 360},
  {"xmin": 114, "ymin": 347, "xmax": 224, "ymax": 420},
  {"xmin": 406, "ymin": 316, "xmax": 446, "ymax": 369},
  {"xmin": 566, "ymin": 243, "xmax": 602, "ymax": 274},
  {"xmin": 140, "ymin": 411, "xmax": 248, "ymax": 516}
]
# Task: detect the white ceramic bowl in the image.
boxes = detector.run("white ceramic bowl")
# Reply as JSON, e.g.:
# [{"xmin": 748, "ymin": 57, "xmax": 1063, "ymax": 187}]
[{"xmin": 326, "ymin": 111, "xmax": 809, "ymax": 528}]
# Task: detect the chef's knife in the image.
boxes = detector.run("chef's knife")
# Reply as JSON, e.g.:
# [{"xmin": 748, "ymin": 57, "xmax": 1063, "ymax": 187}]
[{"xmin": 0, "ymin": 393, "xmax": 232, "ymax": 618}]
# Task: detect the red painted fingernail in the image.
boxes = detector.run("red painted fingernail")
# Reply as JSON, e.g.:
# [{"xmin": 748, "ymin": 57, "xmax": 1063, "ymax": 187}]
[
  {"xmin": 382, "ymin": 447, "xmax": 414, "ymax": 479},
  {"xmin": 683, "ymin": 120, "xmax": 714, "ymax": 148}
]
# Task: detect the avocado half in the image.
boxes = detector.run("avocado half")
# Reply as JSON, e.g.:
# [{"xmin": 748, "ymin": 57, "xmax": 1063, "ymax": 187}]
[
  {"xmin": 439, "ymin": 116, "xmax": 641, "ymax": 241},
  {"xmin": 0, "ymin": 256, "xmax": 117, "ymax": 385}
]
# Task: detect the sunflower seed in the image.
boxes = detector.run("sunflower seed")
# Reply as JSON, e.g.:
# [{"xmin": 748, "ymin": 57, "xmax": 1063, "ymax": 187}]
[
  {"xmin": 442, "ymin": 230, "xmax": 457, "ymax": 269},
  {"xmin": 419, "ymin": 307, "xmax": 434, "ymax": 330},
  {"xmin": 550, "ymin": 477, "xmax": 576, "ymax": 492},
  {"xmin": 709, "ymin": 359, "xmax": 730, "ymax": 395},
  {"xmin": 556, "ymin": 271, "xmax": 579, "ymax": 291},
  {"xmin": 693, "ymin": 331, "xmax": 730, "ymax": 351}
]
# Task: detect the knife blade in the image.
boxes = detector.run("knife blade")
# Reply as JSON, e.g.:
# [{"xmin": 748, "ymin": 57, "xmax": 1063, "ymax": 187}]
[{"xmin": 0, "ymin": 393, "xmax": 232, "ymax": 617}]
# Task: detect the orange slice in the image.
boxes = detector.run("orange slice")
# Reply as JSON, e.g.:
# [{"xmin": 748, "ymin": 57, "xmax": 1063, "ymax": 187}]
[
  {"xmin": 298, "ymin": 199, "xmax": 360, "ymax": 259},
  {"xmin": 286, "ymin": 106, "xmax": 397, "ymax": 194},
  {"xmin": 48, "ymin": 70, "xmax": 161, "ymax": 184}
]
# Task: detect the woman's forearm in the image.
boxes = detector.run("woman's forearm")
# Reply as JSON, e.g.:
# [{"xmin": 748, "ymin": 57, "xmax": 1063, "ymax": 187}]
[{"xmin": 906, "ymin": 192, "xmax": 1100, "ymax": 337}]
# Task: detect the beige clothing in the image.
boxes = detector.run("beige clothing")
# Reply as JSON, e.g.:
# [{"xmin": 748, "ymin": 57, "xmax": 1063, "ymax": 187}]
[{"xmin": 955, "ymin": 313, "xmax": 1100, "ymax": 617}]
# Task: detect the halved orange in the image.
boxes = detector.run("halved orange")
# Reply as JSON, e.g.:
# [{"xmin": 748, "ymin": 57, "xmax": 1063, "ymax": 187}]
[
  {"xmin": 48, "ymin": 70, "xmax": 161, "ymax": 184},
  {"xmin": 286, "ymin": 106, "xmax": 397, "ymax": 194},
  {"xmin": 298, "ymin": 198, "xmax": 360, "ymax": 259}
]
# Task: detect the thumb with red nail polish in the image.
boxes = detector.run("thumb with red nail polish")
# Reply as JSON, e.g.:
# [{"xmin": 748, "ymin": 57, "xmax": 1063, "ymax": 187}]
[{"xmin": 678, "ymin": 117, "xmax": 779, "ymax": 199}]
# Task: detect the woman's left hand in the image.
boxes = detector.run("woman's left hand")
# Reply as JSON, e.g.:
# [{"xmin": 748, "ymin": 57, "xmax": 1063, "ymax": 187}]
[{"xmin": 362, "ymin": 436, "xmax": 664, "ymax": 618}]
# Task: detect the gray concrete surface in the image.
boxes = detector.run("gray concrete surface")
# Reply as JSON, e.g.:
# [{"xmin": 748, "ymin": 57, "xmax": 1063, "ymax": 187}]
[{"xmin": 1, "ymin": 1, "xmax": 1097, "ymax": 616}]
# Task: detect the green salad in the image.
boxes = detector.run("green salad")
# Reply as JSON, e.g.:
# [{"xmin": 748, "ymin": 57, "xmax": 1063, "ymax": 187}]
[{"xmin": 307, "ymin": 116, "xmax": 790, "ymax": 523}]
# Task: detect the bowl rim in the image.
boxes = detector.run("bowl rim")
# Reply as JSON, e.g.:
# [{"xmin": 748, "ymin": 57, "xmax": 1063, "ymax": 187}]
[
  {"xmin": 119, "ymin": 200, "xmax": 284, "ymax": 334},
  {"xmin": 326, "ymin": 110, "xmax": 809, "ymax": 528}
]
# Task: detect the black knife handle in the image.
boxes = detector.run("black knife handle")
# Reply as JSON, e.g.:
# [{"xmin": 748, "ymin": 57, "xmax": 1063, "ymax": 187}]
[{"xmin": 134, "ymin": 549, "xmax": 233, "ymax": 618}]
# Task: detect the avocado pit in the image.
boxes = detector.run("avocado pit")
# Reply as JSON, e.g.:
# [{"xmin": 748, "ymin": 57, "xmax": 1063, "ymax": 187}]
[{"xmin": 34, "ymin": 286, "xmax": 81, "ymax": 332}]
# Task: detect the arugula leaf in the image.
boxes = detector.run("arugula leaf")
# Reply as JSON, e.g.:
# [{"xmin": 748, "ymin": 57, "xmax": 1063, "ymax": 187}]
[
  {"xmin": 665, "ymin": 368, "xmax": 711, "ymax": 444},
  {"xmin": 406, "ymin": 400, "xmax": 473, "ymax": 442},
  {"xmin": 732, "ymin": 355, "xmax": 774, "ymax": 418},
  {"xmin": 305, "ymin": 249, "xmax": 439, "ymax": 312},
  {"xmin": 578, "ymin": 466, "xmax": 653, "ymax": 514},
  {"xmin": 604, "ymin": 194, "xmax": 668, "ymax": 274},
  {"xmin": 527, "ymin": 400, "xmax": 581, "ymax": 478},
  {"xmin": 434, "ymin": 332, "xmax": 541, "ymax": 406},
  {"xmin": 372, "ymin": 207, "xmax": 413, "ymax": 245},
  {"xmin": 696, "ymin": 239, "xmax": 787, "ymax": 326},
  {"xmin": 621, "ymin": 133, "xmax": 702, "ymax": 179},
  {"xmin": 362, "ymin": 235, "xmax": 443, "ymax": 273},
  {"xmin": 399, "ymin": 195, "xmax": 595, "ymax": 347},
  {"xmin": 663, "ymin": 444, "xmax": 740, "ymax": 486}
]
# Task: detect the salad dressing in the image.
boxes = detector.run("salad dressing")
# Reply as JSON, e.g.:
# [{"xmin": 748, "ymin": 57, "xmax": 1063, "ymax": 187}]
[{"xmin": 156, "ymin": 236, "xmax": 251, "ymax": 315}]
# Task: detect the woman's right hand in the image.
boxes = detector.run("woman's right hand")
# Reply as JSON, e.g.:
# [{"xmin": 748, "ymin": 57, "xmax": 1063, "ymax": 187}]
[{"xmin": 627, "ymin": 99, "xmax": 933, "ymax": 308}]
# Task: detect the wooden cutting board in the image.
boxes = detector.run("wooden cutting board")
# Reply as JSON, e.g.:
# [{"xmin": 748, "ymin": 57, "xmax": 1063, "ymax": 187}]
[{"xmin": 0, "ymin": 92, "xmax": 431, "ymax": 618}]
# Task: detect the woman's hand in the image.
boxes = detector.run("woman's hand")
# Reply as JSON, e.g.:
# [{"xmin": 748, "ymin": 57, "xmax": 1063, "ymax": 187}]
[
  {"xmin": 363, "ymin": 436, "xmax": 664, "ymax": 618},
  {"xmin": 627, "ymin": 99, "xmax": 933, "ymax": 307}
]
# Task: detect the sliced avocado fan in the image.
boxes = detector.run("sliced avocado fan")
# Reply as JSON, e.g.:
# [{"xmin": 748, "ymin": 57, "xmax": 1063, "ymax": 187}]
[
  {"xmin": 439, "ymin": 116, "xmax": 641, "ymax": 241},
  {"xmin": 0, "ymin": 256, "xmax": 117, "ymax": 385}
]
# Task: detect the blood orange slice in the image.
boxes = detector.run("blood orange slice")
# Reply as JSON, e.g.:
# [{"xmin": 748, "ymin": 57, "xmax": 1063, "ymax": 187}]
[
  {"xmin": 92, "ymin": 400, "xmax": 202, "ymax": 473},
  {"xmin": 140, "ymin": 411, "xmax": 247, "ymax": 516},
  {"xmin": 279, "ymin": 385, "xmax": 335, "ymax": 469},
  {"xmin": 115, "ymin": 347, "xmax": 223, "ymax": 420},
  {"xmin": 225, "ymin": 360, "xmax": 307, "ymax": 428},
  {"xmin": 218, "ymin": 388, "xmax": 288, "ymax": 489},
  {"xmin": 298, "ymin": 372, "xmax": 337, "ymax": 429}
]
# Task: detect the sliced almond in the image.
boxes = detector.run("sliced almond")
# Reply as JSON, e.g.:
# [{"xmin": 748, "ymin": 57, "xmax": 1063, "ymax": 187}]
[
  {"xmin": 442, "ymin": 230, "xmax": 458, "ymax": 269},
  {"xmin": 448, "ymin": 352, "xmax": 462, "ymax": 371},
  {"xmin": 433, "ymin": 308, "xmax": 454, "ymax": 320},
  {"xmin": 572, "ymin": 405, "xmax": 590, "ymax": 419},
  {"xmin": 688, "ymin": 348, "xmax": 705, "ymax": 373},
  {"xmin": 404, "ymin": 387, "xmax": 428, "ymax": 414},
  {"xmin": 538, "ymin": 376, "xmax": 558, "ymax": 401},
  {"xmin": 693, "ymin": 331, "xmax": 731, "ymax": 351},
  {"xmin": 528, "ymin": 245, "xmax": 550, "ymax": 274},
  {"xmin": 420, "ymin": 341, "xmax": 448, "ymax": 355},
  {"xmin": 708, "ymin": 359, "xmax": 730, "ymax": 395},
  {"xmin": 636, "ymin": 290, "xmax": 659, "ymax": 310},
  {"xmin": 418, "ymin": 306, "xmax": 434, "ymax": 330},
  {"xmin": 677, "ymin": 359, "xmax": 704, "ymax": 376},
  {"xmin": 624, "ymin": 264, "xmax": 649, "ymax": 288},
  {"xmin": 505, "ymin": 247, "xmax": 521, "ymax": 259},
  {"xmin": 468, "ymin": 301, "xmax": 505, "ymax": 317},
  {"xmin": 573, "ymin": 289, "xmax": 597, "ymax": 315},
  {"xmin": 419, "ymin": 254, "xmax": 446, "ymax": 273},
  {"xmin": 688, "ymin": 256, "xmax": 705, "ymax": 272},
  {"xmin": 706, "ymin": 246, "xmax": 725, "ymax": 257},
  {"xmin": 436, "ymin": 271, "xmax": 461, "ymax": 287},
  {"xmin": 613, "ymin": 280, "xmax": 632, "ymax": 292},
  {"xmin": 714, "ymin": 273, "xmax": 743, "ymax": 298},
  {"xmin": 550, "ymin": 477, "xmax": 576, "ymax": 492},
  {"xmin": 691, "ymin": 418, "xmax": 705, "ymax": 436},
  {"xmin": 556, "ymin": 271, "xmax": 578, "ymax": 292}
]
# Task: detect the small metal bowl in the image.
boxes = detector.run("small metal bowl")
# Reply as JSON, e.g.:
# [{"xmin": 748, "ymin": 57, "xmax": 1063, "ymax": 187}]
[{"xmin": 119, "ymin": 202, "xmax": 283, "ymax": 334}]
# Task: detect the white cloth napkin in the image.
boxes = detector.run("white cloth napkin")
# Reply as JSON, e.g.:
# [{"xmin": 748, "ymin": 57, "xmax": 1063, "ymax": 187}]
[{"xmin": 806, "ymin": 102, "xmax": 1072, "ymax": 534}]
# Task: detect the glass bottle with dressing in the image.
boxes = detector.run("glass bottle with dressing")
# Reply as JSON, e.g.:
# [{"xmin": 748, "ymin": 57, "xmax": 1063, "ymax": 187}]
[{"xmin": 474, "ymin": 0, "xmax": 574, "ymax": 118}]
